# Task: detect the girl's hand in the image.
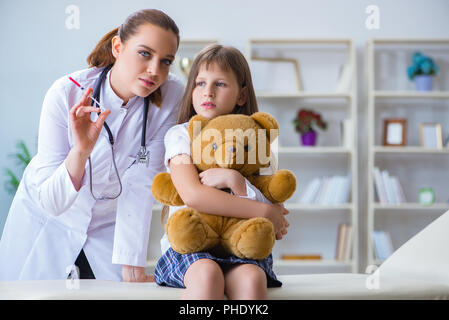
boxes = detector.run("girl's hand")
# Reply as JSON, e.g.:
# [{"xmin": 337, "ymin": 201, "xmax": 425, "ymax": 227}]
[
  {"xmin": 199, "ymin": 168, "xmax": 247, "ymax": 196},
  {"xmin": 122, "ymin": 265, "xmax": 155, "ymax": 282},
  {"xmin": 276, "ymin": 215, "xmax": 289, "ymax": 240},
  {"xmin": 69, "ymin": 87, "xmax": 111, "ymax": 158},
  {"xmin": 264, "ymin": 203, "xmax": 290, "ymax": 240}
]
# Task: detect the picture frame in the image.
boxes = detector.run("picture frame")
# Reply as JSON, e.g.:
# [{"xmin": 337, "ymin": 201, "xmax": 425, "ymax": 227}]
[
  {"xmin": 383, "ymin": 118, "xmax": 407, "ymax": 146},
  {"xmin": 250, "ymin": 56, "xmax": 302, "ymax": 92},
  {"xmin": 420, "ymin": 122, "xmax": 443, "ymax": 149}
]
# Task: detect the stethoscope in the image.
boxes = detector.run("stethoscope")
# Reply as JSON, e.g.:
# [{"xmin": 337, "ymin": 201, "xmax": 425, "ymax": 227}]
[{"xmin": 88, "ymin": 64, "xmax": 150, "ymax": 200}]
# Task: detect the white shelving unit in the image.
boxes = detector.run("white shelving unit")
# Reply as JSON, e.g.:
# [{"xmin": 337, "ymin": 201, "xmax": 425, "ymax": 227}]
[
  {"xmin": 366, "ymin": 38, "xmax": 449, "ymax": 268},
  {"xmin": 247, "ymin": 39, "xmax": 359, "ymax": 274}
]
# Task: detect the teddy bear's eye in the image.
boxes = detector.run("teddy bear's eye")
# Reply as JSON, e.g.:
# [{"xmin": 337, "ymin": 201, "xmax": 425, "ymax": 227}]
[
  {"xmin": 212, "ymin": 143, "xmax": 218, "ymax": 151},
  {"xmin": 244, "ymin": 145, "xmax": 250, "ymax": 152}
]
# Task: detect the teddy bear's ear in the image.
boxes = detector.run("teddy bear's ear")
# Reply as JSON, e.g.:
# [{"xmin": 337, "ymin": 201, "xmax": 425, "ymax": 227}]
[
  {"xmin": 187, "ymin": 115, "xmax": 210, "ymax": 141},
  {"xmin": 251, "ymin": 112, "xmax": 279, "ymax": 142}
]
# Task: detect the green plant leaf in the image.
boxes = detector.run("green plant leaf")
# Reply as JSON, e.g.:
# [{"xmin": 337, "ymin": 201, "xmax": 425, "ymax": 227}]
[
  {"xmin": 3, "ymin": 140, "xmax": 32, "ymax": 195},
  {"xmin": 17, "ymin": 141, "xmax": 31, "ymax": 163},
  {"xmin": 4, "ymin": 168, "xmax": 20, "ymax": 195}
]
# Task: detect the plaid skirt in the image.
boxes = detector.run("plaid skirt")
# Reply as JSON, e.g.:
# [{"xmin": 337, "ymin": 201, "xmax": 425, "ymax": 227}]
[{"xmin": 155, "ymin": 247, "xmax": 282, "ymax": 288}]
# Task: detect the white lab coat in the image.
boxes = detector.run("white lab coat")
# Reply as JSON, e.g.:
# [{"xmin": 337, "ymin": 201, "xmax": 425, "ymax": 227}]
[{"xmin": 0, "ymin": 67, "xmax": 184, "ymax": 281}]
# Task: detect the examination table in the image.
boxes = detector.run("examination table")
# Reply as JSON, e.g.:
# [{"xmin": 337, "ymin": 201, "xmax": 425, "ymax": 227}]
[{"xmin": 2, "ymin": 210, "xmax": 449, "ymax": 300}]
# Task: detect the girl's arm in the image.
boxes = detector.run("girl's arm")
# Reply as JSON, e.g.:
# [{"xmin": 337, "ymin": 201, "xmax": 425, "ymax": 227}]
[
  {"xmin": 169, "ymin": 154, "xmax": 288, "ymax": 235},
  {"xmin": 198, "ymin": 167, "xmax": 248, "ymax": 196}
]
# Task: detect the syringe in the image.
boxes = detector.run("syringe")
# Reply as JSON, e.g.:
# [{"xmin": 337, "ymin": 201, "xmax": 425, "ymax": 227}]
[{"xmin": 68, "ymin": 76, "xmax": 106, "ymax": 113}]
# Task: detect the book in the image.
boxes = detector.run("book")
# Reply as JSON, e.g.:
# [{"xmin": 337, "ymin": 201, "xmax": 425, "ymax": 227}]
[
  {"xmin": 324, "ymin": 176, "xmax": 338, "ymax": 205},
  {"xmin": 391, "ymin": 176, "xmax": 406, "ymax": 203},
  {"xmin": 300, "ymin": 175, "xmax": 351, "ymax": 205},
  {"xmin": 281, "ymin": 254, "xmax": 322, "ymax": 260},
  {"xmin": 299, "ymin": 177, "xmax": 322, "ymax": 204},
  {"xmin": 381, "ymin": 170, "xmax": 394, "ymax": 203},
  {"xmin": 314, "ymin": 177, "xmax": 330, "ymax": 204},
  {"xmin": 373, "ymin": 168, "xmax": 406, "ymax": 204},
  {"xmin": 373, "ymin": 167, "xmax": 387, "ymax": 203},
  {"xmin": 343, "ymin": 224, "xmax": 353, "ymax": 261},
  {"xmin": 335, "ymin": 223, "xmax": 352, "ymax": 261},
  {"xmin": 335, "ymin": 63, "xmax": 353, "ymax": 93},
  {"xmin": 335, "ymin": 223, "xmax": 346, "ymax": 261},
  {"xmin": 372, "ymin": 230, "xmax": 394, "ymax": 261}
]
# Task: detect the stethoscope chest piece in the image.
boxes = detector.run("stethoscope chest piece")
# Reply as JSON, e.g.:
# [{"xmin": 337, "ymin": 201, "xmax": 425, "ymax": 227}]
[{"xmin": 136, "ymin": 146, "xmax": 150, "ymax": 167}]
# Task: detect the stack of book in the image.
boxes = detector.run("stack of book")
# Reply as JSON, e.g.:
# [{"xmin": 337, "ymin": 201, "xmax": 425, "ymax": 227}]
[
  {"xmin": 335, "ymin": 223, "xmax": 353, "ymax": 261},
  {"xmin": 281, "ymin": 254, "xmax": 322, "ymax": 260},
  {"xmin": 299, "ymin": 175, "xmax": 351, "ymax": 204},
  {"xmin": 373, "ymin": 167, "xmax": 406, "ymax": 204},
  {"xmin": 372, "ymin": 230, "xmax": 394, "ymax": 261}
]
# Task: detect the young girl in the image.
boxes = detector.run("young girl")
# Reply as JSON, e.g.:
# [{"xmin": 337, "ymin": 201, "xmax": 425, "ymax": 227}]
[{"xmin": 155, "ymin": 44, "xmax": 289, "ymax": 299}]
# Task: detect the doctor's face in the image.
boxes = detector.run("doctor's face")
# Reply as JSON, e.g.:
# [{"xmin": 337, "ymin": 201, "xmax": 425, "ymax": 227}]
[{"xmin": 111, "ymin": 23, "xmax": 178, "ymax": 100}]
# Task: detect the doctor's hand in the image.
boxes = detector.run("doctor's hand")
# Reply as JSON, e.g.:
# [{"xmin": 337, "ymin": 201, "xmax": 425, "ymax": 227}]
[
  {"xmin": 122, "ymin": 265, "xmax": 155, "ymax": 282},
  {"xmin": 69, "ymin": 87, "xmax": 111, "ymax": 158}
]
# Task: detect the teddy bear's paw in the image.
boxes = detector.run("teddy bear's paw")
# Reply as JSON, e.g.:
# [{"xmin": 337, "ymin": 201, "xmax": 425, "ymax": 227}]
[
  {"xmin": 228, "ymin": 218, "xmax": 275, "ymax": 260},
  {"xmin": 152, "ymin": 173, "xmax": 184, "ymax": 206},
  {"xmin": 166, "ymin": 208, "xmax": 220, "ymax": 254},
  {"xmin": 268, "ymin": 169, "xmax": 297, "ymax": 203}
]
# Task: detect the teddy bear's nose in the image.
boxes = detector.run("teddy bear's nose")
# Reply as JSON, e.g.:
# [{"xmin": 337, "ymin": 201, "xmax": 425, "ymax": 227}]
[{"xmin": 227, "ymin": 146, "xmax": 237, "ymax": 153}]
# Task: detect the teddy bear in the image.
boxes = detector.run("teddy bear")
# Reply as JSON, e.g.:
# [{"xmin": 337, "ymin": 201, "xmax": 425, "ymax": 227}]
[{"xmin": 152, "ymin": 112, "xmax": 297, "ymax": 260}]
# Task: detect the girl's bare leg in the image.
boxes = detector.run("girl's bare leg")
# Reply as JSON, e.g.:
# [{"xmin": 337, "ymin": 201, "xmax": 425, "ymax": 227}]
[
  {"xmin": 223, "ymin": 264, "xmax": 267, "ymax": 300},
  {"xmin": 182, "ymin": 259, "xmax": 225, "ymax": 300}
]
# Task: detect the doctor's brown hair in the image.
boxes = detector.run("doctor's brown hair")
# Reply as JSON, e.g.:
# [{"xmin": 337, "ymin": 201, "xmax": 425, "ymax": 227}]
[
  {"xmin": 176, "ymin": 44, "xmax": 259, "ymax": 124},
  {"xmin": 86, "ymin": 9, "xmax": 180, "ymax": 106}
]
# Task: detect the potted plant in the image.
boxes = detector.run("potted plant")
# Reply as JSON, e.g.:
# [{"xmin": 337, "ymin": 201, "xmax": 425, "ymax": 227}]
[
  {"xmin": 4, "ymin": 140, "xmax": 32, "ymax": 195},
  {"xmin": 293, "ymin": 109, "xmax": 327, "ymax": 146},
  {"xmin": 407, "ymin": 51, "xmax": 439, "ymax": 91}
]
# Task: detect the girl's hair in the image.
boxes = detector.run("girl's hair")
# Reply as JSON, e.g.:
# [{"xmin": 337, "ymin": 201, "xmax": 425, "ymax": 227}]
[
  {"xmin": 86, "ymin": 9, "xmax": 180, "ymax": 106},
  {"xmin": 176, "ymin": 44, "xmax": 258, "ymax": 124},
  {"xmin": 161, "ymin": 45, "xmax": 259, "ymax": 224}
]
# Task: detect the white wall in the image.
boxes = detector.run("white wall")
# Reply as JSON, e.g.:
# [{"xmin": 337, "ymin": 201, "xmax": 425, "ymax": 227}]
[{"xmin": 1, "ymin": 0, "xmax": 449, "ymax": 271}]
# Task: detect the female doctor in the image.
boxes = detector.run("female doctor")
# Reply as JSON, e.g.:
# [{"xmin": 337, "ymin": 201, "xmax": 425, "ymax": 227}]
[{"xmin": 0, "ymin": 9, "xmax": 184, "ymax": 282}]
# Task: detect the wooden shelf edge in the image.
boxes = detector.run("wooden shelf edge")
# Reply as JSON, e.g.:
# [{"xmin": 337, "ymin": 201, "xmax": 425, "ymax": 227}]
[
  {"xmin": 374, "ymin": 90, "xmax": 449, "ymax": 99},
  {"xmin": 285, "ymin": 203, "xmax": 353, "ymax": 210},
  {"xmin": 279, "ymin": 146, "xmax": 352, "ymax": 154},
  {"xmin": 256, "ymin": 92, "xmax": 352, "ymax": 99},
  {"xmin": 372, "ymin": 202, "xmax": 449, "ymax": 210},
  {"xmin": 374, "ymin": 146, "xmax": 449, "ymax": 154}
]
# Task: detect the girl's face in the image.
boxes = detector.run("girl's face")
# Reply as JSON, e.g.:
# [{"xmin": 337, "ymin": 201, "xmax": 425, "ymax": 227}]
[
  {"xmin": 192, "ymin": 62, "xmax": 247, "ymax": 119},
  {"xmin": 111, "ymin": 23, "xmax": 178, "ymax": 102}
]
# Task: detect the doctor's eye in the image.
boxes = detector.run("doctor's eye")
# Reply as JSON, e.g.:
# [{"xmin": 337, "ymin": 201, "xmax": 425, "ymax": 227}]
[
  {"xmin": 212, "ymin": 143, "xmax": 218, "ymax": 151},
  {"xmin": 139, "ymin": 50, "xmax": 151, "ymax": 58}
]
